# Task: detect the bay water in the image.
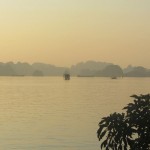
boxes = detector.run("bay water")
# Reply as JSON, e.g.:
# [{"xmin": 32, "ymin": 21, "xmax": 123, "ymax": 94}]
[{"xmin": 0, "ymin": 77, "xmax": 149, "ymax": 150}]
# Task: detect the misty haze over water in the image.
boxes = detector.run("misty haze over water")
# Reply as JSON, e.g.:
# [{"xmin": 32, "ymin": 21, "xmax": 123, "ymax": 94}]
[{"xmin": 1, "ymin": 61, "xmax": 150, "ymax": 77}]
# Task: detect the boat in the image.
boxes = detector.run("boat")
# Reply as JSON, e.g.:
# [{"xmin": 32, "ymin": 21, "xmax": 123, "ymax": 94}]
[
  {"xmin": 64, "ymin": 73, "xmax": 70, "ymax": 80},
  {"xmin": 77, "ymin": 75, "xmax": 94, "ymax": 77}
]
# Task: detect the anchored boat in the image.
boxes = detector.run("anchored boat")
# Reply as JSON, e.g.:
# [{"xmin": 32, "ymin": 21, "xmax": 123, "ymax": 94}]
[{"xmin": 64, "ymin": 73, "xmax": 70, "ymax": 80}]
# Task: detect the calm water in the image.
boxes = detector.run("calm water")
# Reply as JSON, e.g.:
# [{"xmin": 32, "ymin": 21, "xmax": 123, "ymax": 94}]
[{"xmin": 0, "ymin": 77, "xmax": 150, "ymax": 150}]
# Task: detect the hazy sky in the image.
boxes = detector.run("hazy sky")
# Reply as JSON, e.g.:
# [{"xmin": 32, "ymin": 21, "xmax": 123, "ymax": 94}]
[{"xmin": 0, "ymin": 0, "xmax": 150, "ymax": 67}]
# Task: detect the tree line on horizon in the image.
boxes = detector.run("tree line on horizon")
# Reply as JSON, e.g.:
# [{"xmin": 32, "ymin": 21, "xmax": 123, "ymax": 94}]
[{"xmin": 0, "ymin": 61, "xmax": 150, "ymax": 77}]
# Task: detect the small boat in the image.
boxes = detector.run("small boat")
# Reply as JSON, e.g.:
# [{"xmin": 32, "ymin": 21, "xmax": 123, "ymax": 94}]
[
  {"xmin": 77, "ymin": 75, "xmax": 94, "ymax": 77},
  {"xmin": 64, "ymin": 73, "xmax": 70, "ymax": 80}
]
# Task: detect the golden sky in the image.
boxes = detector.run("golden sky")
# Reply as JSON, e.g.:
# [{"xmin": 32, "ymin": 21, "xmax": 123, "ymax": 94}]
[{"xmin": 0, "ymin": 0, "xmax": 150, "ymax": 67}]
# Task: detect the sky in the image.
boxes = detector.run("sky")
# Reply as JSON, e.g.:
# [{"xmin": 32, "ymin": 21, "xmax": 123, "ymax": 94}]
[{"xmin": 0, "ymin": 0, "xmax": 150, "ymax": 68}]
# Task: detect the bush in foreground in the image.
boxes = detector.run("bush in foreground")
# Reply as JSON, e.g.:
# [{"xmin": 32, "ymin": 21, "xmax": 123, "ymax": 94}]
[{"xmin": 97, "ymin": 94, "xmax": 150, "ymax": 150}]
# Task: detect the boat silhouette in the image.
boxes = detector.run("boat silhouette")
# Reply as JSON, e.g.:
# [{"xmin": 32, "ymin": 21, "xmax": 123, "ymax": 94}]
[{"xmin": 64, "ymin": 73, "xmax": 70, "ymax": 80}]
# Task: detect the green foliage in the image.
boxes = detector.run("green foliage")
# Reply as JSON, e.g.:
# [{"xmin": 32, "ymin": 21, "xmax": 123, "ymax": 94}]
[{"xmin": 97, "ymin": 94, "xmax": 150, "ymax": 150}]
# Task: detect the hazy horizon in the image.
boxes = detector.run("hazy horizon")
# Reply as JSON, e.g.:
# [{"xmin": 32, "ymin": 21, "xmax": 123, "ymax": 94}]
[
  {"xmin": 0, "ymin": 60, "xmax": 148, "ymax": 69},
  {"xmin": 1, "ymin": 0, "xmax": 150, "ymax": 68}
]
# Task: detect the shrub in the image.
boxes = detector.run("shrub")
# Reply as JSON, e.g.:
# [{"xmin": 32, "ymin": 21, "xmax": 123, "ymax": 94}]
[{"xmin": 97, "ymin": 94, "xmax": 150, "ymax": 150}]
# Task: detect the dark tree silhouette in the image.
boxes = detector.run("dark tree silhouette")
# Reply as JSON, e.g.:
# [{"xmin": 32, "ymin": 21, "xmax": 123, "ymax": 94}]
[{"xmin": 97, "ymin": 94, "xmax": 150, "ymax": 150}]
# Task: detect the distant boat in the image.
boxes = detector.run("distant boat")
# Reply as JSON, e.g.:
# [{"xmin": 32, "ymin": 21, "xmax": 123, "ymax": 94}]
[
  {"xmin": 64, "ymin": 73, "xmax": 70, "ymax": 80},
  {"xmin": 77, "ymin": 75, "xmax": 94, "ymax": 77}
]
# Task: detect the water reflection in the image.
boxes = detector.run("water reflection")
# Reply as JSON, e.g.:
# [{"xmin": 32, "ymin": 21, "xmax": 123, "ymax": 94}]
[{"xmin": 0, "ymin": 77, "xmax": 149, "ymax": 149}]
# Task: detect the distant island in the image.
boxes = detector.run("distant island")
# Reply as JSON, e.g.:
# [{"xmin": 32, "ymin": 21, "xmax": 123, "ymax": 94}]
[{"xmin": 0, "ymin": 61, "xmax": 150, "ymax": 77}]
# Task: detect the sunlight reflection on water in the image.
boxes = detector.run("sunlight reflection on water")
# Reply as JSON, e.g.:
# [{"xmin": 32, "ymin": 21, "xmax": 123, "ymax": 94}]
[{"xmin": 0, "ymin": 77, "xmax": 149, "ymax": 150}]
